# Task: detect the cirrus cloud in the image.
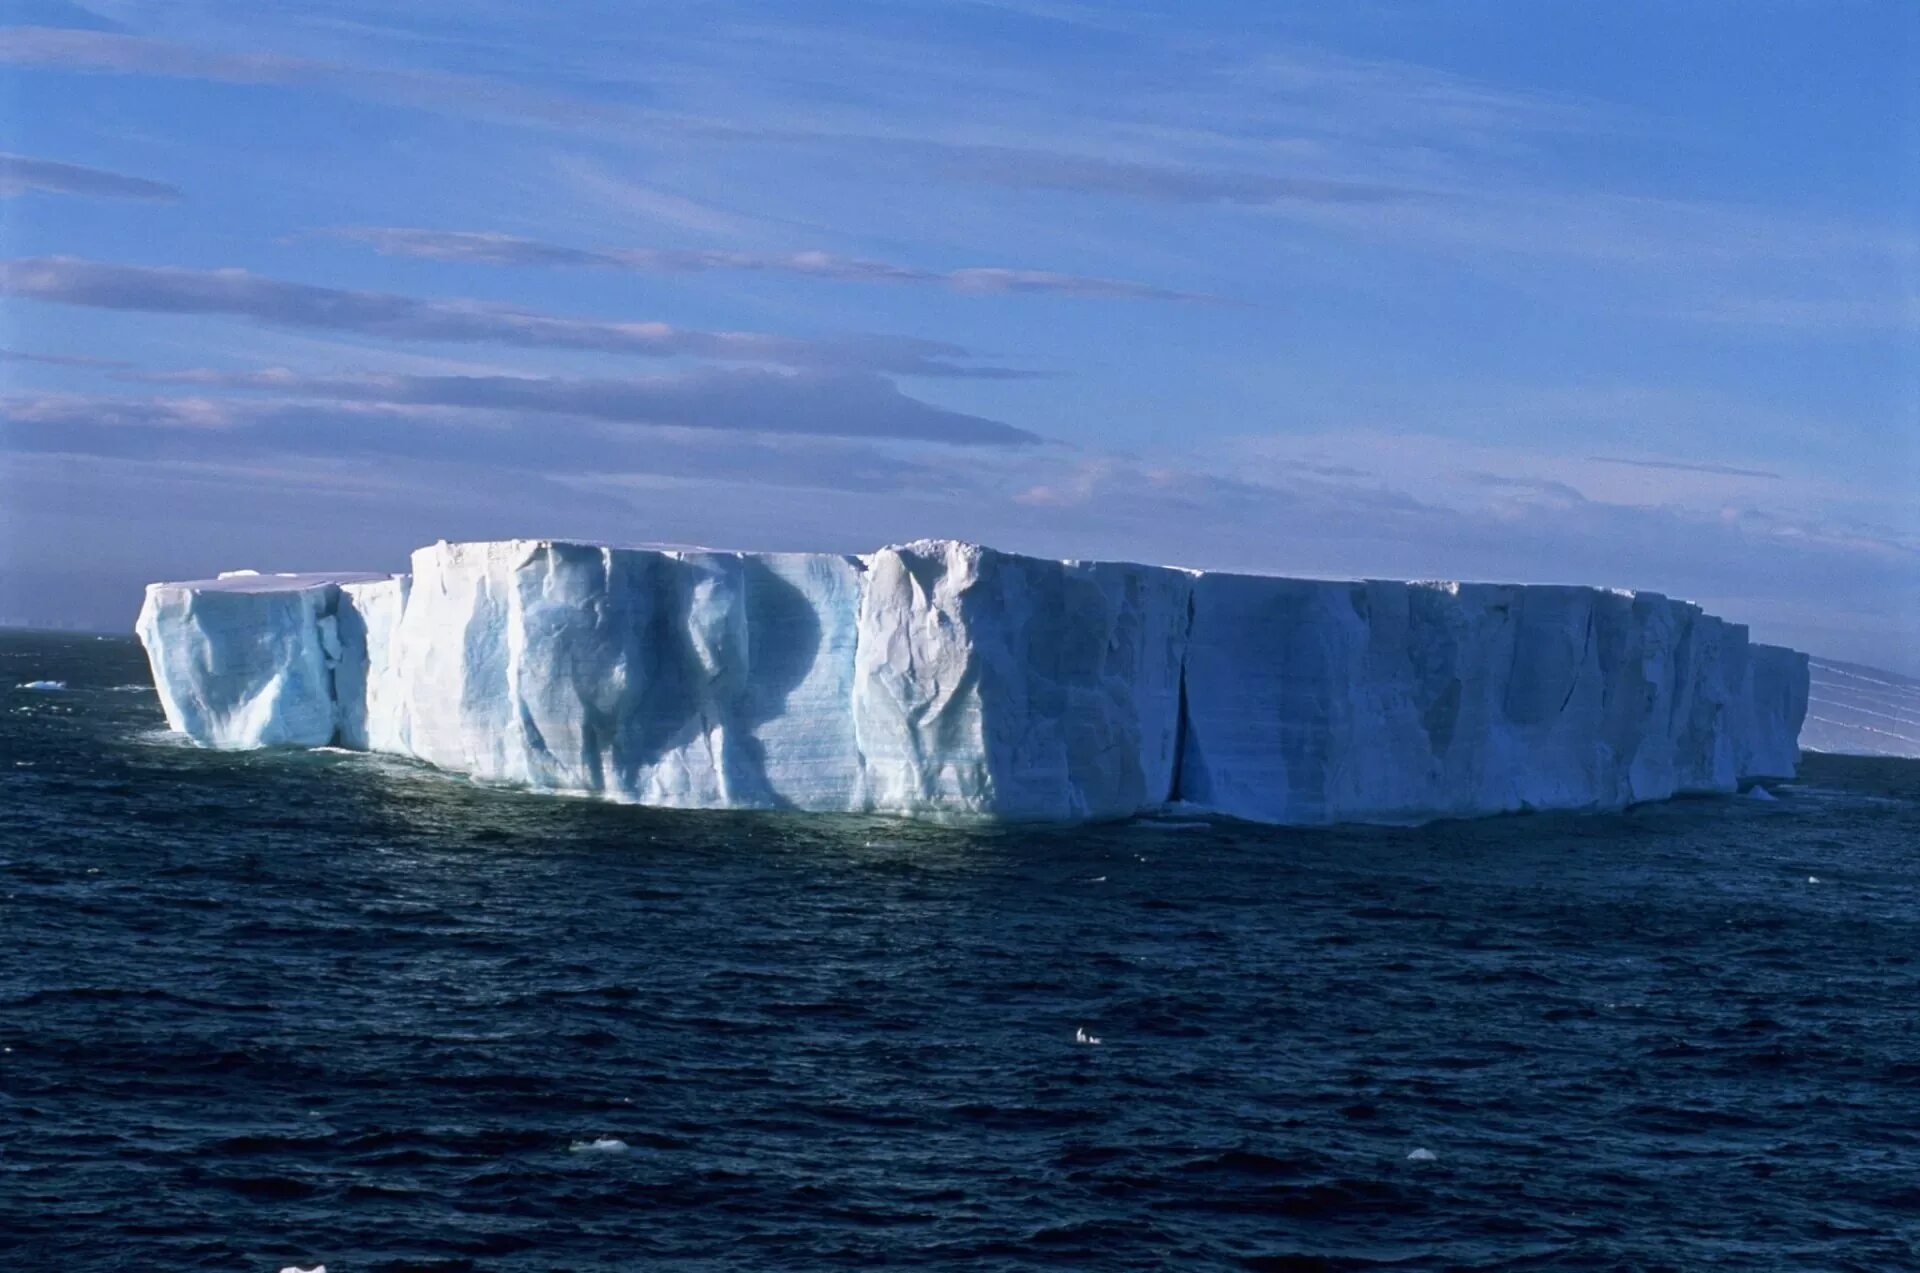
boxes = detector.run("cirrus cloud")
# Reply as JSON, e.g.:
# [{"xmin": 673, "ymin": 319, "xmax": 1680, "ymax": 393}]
[
  {"xmin": 0, "ymin": 256, "xmax": 1034, "ymax": 378},
  {"xmin": 0, "ymin": 153, "xmax": 181, "ymax": 201},
  {"xmin": 327, "ymin": 226, "xmax": 1228, "ymax": 304},
  {"xmin": 17, "ymin": 362, "xmax": 1040, "ymax": 446}
]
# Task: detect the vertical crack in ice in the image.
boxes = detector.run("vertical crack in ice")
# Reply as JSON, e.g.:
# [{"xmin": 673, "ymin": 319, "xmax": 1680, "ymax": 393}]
[
  {"xmin": 1560, "ymin": 604, "xmax": 1595, "ymax": 715},
  {"xmin": 1168, "ymin": 583, "xmax": 1197, "ymax": 806},
  {"xmin": 316, "ymin": 585, "xmax": 346, "ymax": 747}
]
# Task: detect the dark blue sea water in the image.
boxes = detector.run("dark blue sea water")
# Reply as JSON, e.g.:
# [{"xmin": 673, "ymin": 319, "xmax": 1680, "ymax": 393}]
[{"xmin": 5, "ymin": 629, "xmax": 1919, "ymax": 1271}]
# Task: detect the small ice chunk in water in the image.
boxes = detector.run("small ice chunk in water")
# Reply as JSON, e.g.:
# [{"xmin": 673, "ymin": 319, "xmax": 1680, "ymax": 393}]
[
  {"xmin": 570, "ymin": 1136, "xmax": 631, "ymax": 1153},
  {"xmin": 1406, "ymin": 1148, "xmax": 1438, "ymax": 1162},
  {"xmin": 1745, "ymin": 786, "xmax": 1778, "ymax": 801},
  {"xmin": 18, "ymin": 680, "xmax": 65, "ymax": 691},
  {"xmin": 280, "ymin": 1265, "xmax": 326, "ymax": 1273},
  {"xmin": 1807, "ymin": 876, "xmax": 1821, "ymax": 885},
  {"xmin": 1075, "ymin": 1027, "xmax": 1101, "ymax": 1045}
]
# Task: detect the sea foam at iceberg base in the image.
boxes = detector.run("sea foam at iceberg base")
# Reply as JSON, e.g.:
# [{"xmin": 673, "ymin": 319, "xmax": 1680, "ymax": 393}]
[{"xmin": 135, "ymin": 538, "xmax": 1811, "ymax": 826}]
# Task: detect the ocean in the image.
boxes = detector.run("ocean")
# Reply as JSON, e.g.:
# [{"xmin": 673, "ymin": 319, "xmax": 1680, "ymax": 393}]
[{"xmin": 4, "ymin": 628, "xmax": 1918, "ymax": 1271}]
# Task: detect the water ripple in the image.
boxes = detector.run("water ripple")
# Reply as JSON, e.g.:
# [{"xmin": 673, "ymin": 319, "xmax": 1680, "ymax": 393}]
[{"xmin": 4, "ymin": 631, "xmax": 1919, "ymax": 1270}]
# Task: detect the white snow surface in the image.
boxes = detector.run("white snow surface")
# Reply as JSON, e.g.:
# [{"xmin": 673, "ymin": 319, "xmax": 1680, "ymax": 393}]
[{"xmin": 135, "ymin": 539, "xmax": 1811, "ymax": 825}]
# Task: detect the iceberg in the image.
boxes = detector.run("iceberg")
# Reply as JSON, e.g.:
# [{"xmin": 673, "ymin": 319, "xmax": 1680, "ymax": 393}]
[
  {"xmin": 136, "ymin": 570, "xmax": 393, "ymax": 749},
  {"xmin": 1799, "ymin": 657, "xmax": 1920, "ymax": 759},
  {"xmin": 135, "ymin": 538, "xmax": 1810, "ymax": 826}
]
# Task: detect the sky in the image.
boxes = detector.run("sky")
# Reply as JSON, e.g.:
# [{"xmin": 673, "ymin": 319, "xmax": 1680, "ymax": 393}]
[{"xmin": 0, "ymin": 0, "xmax": 1915, "ymax": 672}]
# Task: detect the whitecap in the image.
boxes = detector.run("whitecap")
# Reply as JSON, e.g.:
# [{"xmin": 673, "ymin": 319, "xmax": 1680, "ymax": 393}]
[
  {"xmin": 1807, "ymin": 876, "xmax": 1821, "ymax": 885},
  {"xmin": 1075, "ymin": 1027, "xmax": 1102, "ymax": 1045},
  {"xmin": 569, "ymin": 1136, "xmax": 631, "ymax": 1153}
]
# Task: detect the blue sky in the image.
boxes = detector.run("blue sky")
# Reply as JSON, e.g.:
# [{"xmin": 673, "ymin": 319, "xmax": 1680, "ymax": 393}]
[{"xmin": 1, "ymin": 0, "xmax": 1915, "ymax": 671}]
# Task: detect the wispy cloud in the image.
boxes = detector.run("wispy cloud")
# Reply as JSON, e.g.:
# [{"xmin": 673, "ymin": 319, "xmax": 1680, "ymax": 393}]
[
  {"xmin": 0, "ymin": 347, "xmax": 135, "ymax": 369},
  {"xmin": 1218, "ymin": 426, "xmax": 1919, "ymax": 591},
  {"xmin": 927, "ymin": 145, "xmax": 1423, "ymax": 206},
  {"xmin": 0, "ymin": 153, "xmax": 181, "ymax": 201},
  {"xmin": 0, "ymin": 25, "xmax": 1433, "ymax": 213},
  {"xmin": 0, "ymin": 24, "xmax": 623, "ymax": 128},
  {"xmin": 1678, "ymin": 294, "xmax": 1920, "ymax": 333},
  {"xmin": 0, "ymin": 390, "xmax": 982, "ymax": 493},
  {"xmin": 1588, "ymin": 454, "xmax": 1783, "ymax": 480},
  {"xmin": 326, "ymin": 226, "xmax": 1228, "ymax": 303},
  {"xmin": 25, "ymin": 362, "xmax": 1040, "ymax": 446},
  {"xmin": 0, "ymin": 256, "xmax": 1033, "ymax": 378},
  {"xmin": 0, "ymin": 25, "xmax": 322, "ymax": 83}
]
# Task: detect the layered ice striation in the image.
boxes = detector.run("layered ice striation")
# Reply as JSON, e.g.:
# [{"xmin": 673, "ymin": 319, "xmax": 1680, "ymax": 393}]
[{"xmin": 137, "ymin": 539, "xmax": 1810, "ymax": 825}]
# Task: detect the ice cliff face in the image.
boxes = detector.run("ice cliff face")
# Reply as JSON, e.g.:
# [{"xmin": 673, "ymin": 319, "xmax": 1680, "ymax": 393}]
[
  {"xmin": 373, "ymin": 540, "xmax": 868, "ymax": 810},
  {"xmin": 136, "ymin": 539, "xmax": 1811, "ymax": 826},
  {"xmin": 136, "ymin": 571, "xmax": 394, "ymax": 749},
  {"xmin": 1178, "ymin": 577, "xmax": 1803, "ymax": 824},
  {"xmin": 853, "ymin": 541, "xmax": 1189, "ymax": 820}
]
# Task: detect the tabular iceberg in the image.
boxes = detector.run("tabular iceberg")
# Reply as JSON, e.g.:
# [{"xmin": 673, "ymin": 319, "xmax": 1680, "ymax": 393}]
[
  {"xmin": 136, "ymin": 538, "xmax": 1810, "ymax": 826},
  {"xmin": 1799, "ymin": 657, "xmax": 1920, "ymax": 758}
]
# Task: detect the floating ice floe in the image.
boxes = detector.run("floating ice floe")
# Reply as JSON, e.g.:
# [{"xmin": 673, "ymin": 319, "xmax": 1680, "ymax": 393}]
[
  {"xmin": 1075, "ymin": 1027, "xmax": 1102, "ymax": 1045},
  {"xmin": 279, "ymin": 1265, "xmax": 326, "ymax": 1273},
  {"xmin": 569, "ymin": 1136, "xmax": 631, "ymax": 1153},
  {"xmin": 17, "ymin": 680, "xmax": 66, "ymax": 691},
  {"xmin": 1406, "ymin": 1148, "xmax": 1438, "ymax": 1162},
  {"xmin": 1745, "ymin": 785, "xmax": 1778, "ymax": 801}
]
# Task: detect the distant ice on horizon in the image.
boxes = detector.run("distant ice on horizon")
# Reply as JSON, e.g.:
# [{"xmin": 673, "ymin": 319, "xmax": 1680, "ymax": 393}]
[{"xmin": 1801, "ymin": 658, "xmax": 1920, "ymax": 759}]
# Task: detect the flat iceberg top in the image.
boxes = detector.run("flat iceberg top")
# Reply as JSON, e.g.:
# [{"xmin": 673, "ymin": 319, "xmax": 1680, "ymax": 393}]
[
  {"xmin": 138, "ymin": 541, "xmax": 1691, "ymax": 607},
  {"xmin": 421, "ymin": 536, "xmax": 861, "ymax": 561},
  {"xmin": 148, "ymin": 570, "xmax": 397, "ymax": 594},
  {"xmin": 406, "ymin": 539, "xmax": 1696, "ymax": 606}
]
